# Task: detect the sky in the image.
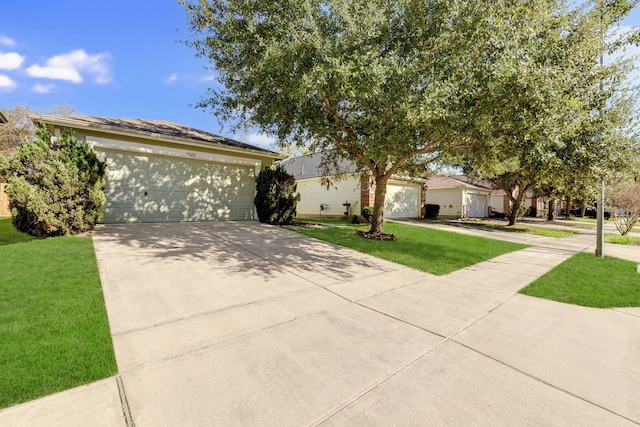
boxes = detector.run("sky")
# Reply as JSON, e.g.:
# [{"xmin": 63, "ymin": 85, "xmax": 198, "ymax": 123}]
[{"xmin": 1, "ymin": 1, "xmax": 639, "ymax": 152}]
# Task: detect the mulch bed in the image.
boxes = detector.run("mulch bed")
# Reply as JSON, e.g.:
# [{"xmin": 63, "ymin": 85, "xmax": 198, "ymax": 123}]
[{"xmin": 357, "ymin": 230, "xmax": 397, "ymax": 241}]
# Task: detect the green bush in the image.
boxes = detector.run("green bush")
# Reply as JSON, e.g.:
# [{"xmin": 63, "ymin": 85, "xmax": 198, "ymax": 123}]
[
  {"xmin": 254, "ymin": 165, "xmax": 299, "ymax": 224},
  {"xmin": 2, "ymin": 124, "xmax": 106, "ymax": 237},
  {"xmin": 362, "ymin": 206, "xmax": 374, "ymax": 223}
]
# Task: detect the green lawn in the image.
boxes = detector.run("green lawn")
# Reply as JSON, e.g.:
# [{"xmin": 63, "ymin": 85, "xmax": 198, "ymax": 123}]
[
  {"xmin": 605, "ymin": 234, "xmax": 640, "ymax": 246},
  {"xmin": 0, "ymin": 218, "xmax": 116, "ymax": 409},
  {"xmin": 520, "ymin": 252, "xmax": 640, "ymax": 308},
  {"xmin": 292, "ymin": 221, "xmax": 527, "ymax": 275},
  {"xmin": 458, "ymin": 220, "xmax": 578, "ymax": 238}
]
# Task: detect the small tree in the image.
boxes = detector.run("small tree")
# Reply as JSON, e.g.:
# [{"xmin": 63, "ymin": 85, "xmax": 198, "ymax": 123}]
[
  {"xmin": 2, "ymin": 123, "xmax": 106, "ymax": 237},
  {"xmin": 254, "ymin": 165, "xmax": 299, "ymax": 225},
  {"xmin": 606, "ymin": 180, "xmax": 640, "ymax": 236}
]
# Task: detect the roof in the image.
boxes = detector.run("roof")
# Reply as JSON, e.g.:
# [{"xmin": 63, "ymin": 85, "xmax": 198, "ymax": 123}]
[
  {"xmin": 0, "ymin": 111, "xmax": 7, "ymax": 124},
  {"xmin": 426, "ymin": 175, "xmax": 493, "ymax": 192},
  {"xmin": 29, "ymin": 114, "xmax": 283, "ymax": 159},
  {"xmin": 280, "ymin": 152, "xmax": 358, "ymax": 179}
]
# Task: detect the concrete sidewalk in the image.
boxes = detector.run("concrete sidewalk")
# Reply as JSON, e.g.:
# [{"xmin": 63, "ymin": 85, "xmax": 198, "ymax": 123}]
[{"xmin": 1, "ymin": 221, "xmax": 638, "ymax": 426}]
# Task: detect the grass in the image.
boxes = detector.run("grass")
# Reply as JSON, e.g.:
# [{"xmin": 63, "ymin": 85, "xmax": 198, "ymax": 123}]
[
  {"xmin": 292, "ymin": 221, "xmax": 527, "ymax": 275},
  {"xmin": 605, "ymin": 234, "xmax": 640, "ymax": 246},
  {"xmin": 520, "ymin": 252, "xmax": 640, "ymax": 308},
  {"xmin": 458, "ymin": 220, "xmax": 578, "ymax": 238},
  {"xmin": 0, "ymin": 218, "xmax": 116, "ymax": 409}
]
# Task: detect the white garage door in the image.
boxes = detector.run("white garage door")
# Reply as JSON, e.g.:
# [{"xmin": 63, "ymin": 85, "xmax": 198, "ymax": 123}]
[
  {"xmin": 466, "ymin": 193, "xmax": 488, "ymax": 218},
  {"xmin": 384, "ymin": 182, "xmax": 421, "ymax": 218},
  {"xmin": 99, "ymin": 150, "xmax": 255, "ymax": 223}
]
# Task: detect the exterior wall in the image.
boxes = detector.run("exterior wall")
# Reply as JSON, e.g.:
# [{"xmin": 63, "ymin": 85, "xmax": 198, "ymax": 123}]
[
  {"xmin": 425, "ymin": 188, "xmax": 463, "ymax": 218},
  {"xmin": 295, "ymin": 175, "xmax": 361, "ymax": 217}
]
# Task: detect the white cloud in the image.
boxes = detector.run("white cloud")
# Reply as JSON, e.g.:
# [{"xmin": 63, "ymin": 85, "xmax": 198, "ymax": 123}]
[
  {"xmin": 0, "ymin": 52, "xmax": 24, "ymax": 70},
  {"xmin": 26, "ymin": 49, "xmax": 112, "ymax": 84},
  {"xmin": 0, "ymin": 74, "xmax": 16, "ymax": 90},
  {"xmin": 0, "ymin": 36, "xmax": 15, "ymax": 47},
  {"xmin": 165, "ymin": 73, "xmax": 178, "ymax": 84},
  {"xmin": 32, "ymin": 83, "xmax": 55, "ymax": 93}
]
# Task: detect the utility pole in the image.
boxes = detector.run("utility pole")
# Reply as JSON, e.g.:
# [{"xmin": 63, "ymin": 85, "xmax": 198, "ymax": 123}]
[{"xmin": 595, "ymin": 0, "xmax": 605, "ymax": 258}]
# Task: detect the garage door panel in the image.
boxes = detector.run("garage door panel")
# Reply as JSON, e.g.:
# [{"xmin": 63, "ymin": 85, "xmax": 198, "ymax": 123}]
[
  {"xmin": 98, "ymin": 149, "xmax": 256, "ymax": 223},
  {"xmin": 385, "ymin": 183, "xmax": 420, "ymax": 218}
]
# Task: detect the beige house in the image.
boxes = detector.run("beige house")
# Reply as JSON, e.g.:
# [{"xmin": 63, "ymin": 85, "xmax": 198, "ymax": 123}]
[
  {"xmin": 281, "ymin": 153, "xmax": 426, "ymax": 218},
  {"xmin": 28, "ymin": 114, "xmax": 282, "ymax": 223},
  {"xmin": 424, "ymin": 176, "xmax": 493, "ymax": 218}
]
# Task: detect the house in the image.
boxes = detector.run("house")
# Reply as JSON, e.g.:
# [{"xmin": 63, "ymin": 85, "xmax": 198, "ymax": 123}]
[
  {"xmin": 29, "ymin": 114, "xmax": 283, "ymax": 223},
  {"xmin": 280, "ymin": 152, "xmax": 426, "ymax": 218},
  {"xmin": 424, "ymin": 176, "xmax": 493, "ymax": 218}
]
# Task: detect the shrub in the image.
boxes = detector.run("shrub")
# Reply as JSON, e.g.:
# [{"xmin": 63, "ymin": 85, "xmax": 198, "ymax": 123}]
[
  {"xmin": 255, "ymin": 165, "xmax": 300, "ymax": 224},
  {"xmin": 425, "ymin": 204, "xmax": 440, "ymax": 219},
  {"xmin": 351, "ymin": 215, "xmax": 367, "ymax": 224},
  {"xmin": 362, "ymin": 205, "xmax": 374, "ymax": 223},
  {"xmin": 2, "ymin": 124, "xmax": 106, "ymax": 238}
]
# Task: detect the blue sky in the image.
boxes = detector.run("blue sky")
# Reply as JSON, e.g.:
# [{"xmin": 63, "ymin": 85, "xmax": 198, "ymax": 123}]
[{"xmin": 1, "ymin": 1, "xmax": 639, "ymax": 151}]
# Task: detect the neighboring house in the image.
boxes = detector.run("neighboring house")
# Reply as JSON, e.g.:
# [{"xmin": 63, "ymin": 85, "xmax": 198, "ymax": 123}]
[
  {"xmin": 424, "ymin": 176, "xmax": 493, "ymax": 218},
  {"xmin": 30, "ymin": 114, "xmax": 282, "ymax": 223},
  {"xmin": 280, "ymin": 152, "xmax": 426, "ymax": 218},
  {"xmin": 0, "ymin": 183, "xmax": 9, "ymax": 216}
]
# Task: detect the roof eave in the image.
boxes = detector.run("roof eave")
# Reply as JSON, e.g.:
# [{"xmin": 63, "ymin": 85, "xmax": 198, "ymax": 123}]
[{"xmin": 29, "ymin": 114, "xmax": 284, "ymax": 160}]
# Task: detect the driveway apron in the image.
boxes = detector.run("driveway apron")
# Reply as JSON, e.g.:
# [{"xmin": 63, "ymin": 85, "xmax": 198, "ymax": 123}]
[{"xmin": 4, "ymin": 221, "xmax": 635, "ymax": 426}]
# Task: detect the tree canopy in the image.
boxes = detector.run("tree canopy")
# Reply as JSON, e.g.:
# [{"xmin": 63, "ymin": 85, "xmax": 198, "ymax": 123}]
[{"xmin": 181, "ymin": 0, "xmax": 638, "ymax": 233}]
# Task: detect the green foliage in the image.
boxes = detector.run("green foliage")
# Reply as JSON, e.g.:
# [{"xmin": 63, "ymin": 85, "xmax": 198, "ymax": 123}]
[
  {"xmin": 255, "ymin": 165, "xmax": 300, "ymax": 224},
  {"xmin": 181, "ymin": 0, "xmax": 638, "ymax": 234},
  {"xmin": 2, "ymin": 124, "xmax": 106, "ymax": 237},
  {"xmin": 362, "ymin": 205, "xmax": 374, "ymax": 223}
]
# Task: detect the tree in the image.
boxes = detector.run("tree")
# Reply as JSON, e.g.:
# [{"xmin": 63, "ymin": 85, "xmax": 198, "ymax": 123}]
[
  {"xmin": 606, "ymin": 179, "xmax": 640, "ymax": 235},
  {"xmin": 180, "ymin": 0, "xmax": 637, "ymax": 234},
  {"xmin": 0, "ymin": 106, "xmax": 35, "ymax": 157},
  {"xmin": 1, "ymin": 123, "xmax": 106, "ymax": 237},
  {"xmin": 462, "ymin": 0, "xmax": 637, "ymax": 225},
  {"xmin": 255, "ymin": 165, "xmax": 300, "ymax": 225},
  {"xmin": 175, "ymin": 0, "xmax": 521, "ymax": 234}
]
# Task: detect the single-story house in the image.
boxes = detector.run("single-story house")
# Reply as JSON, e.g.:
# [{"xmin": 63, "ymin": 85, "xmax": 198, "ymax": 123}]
[
  {"xmin": 424, "ymin": 176, "xmax": 493, "ymax": 218},
  {"xmin": 29, "ymin": 114, "xmax": 282, "ymax": 223},
  {"xmin": 280, "ymin": 152, "xmax": 426, "ymax": 218}
]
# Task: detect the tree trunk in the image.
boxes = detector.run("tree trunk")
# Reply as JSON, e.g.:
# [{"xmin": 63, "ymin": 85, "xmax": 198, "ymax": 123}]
[
  {"xmin": 508, "ymin": 199, "xmax": 521, "ymax": 226},
  {"xmin": 565, "ymin": 196, "xmax": 571, "ymax": 219},
  {"xmin": 369, "ymin": 175, "xmax": 389, "ymax": 234},
  {"xmin": 547, "ymin": 199, "xmax": 555, "ymax": 221},
  {"xmin": 580, "ymin": 205, "xmax": 586, "ymax": 217}
]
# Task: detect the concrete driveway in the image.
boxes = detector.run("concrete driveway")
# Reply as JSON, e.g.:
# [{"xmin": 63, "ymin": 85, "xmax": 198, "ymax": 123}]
[{"xmin": 2, "ymin": 221, "xmax": 638, "ymax": 426}]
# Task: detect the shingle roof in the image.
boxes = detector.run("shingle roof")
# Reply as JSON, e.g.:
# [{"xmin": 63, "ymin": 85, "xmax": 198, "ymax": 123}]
[
  {"xmin": 425, "ymin": 175, "xmax": 493, "ymax": 192},
  {"xmin": 29, "ymin": 114, "xmax": 282, "ymax": 157},
  {"xmin": 280, "ymin": 152, "xmax": 359, "ymax": 179}
]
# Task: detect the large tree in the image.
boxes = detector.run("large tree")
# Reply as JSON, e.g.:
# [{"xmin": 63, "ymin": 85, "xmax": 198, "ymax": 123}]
[
  {"xmin": 461, "ymin": 0, "xmax": 638, "ymax": 225},
  {"xmin": 180, "ymin": 0, "xmax": 637, "ymax": 234}
]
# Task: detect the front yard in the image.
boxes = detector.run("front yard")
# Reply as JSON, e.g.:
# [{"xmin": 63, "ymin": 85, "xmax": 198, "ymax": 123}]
[
  {"xmin": 292, "ymin": 220, "xmax": 528, "ymax": 275},
  {"xmin": 0, "ymin": 218, "xmax": 116, "ymax": 409}
]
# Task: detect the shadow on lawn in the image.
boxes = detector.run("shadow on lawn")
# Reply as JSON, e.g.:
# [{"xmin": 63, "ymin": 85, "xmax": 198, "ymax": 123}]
[{"xmin": 93, "ymin": 221, "xmax": 387, "ymax": 282}]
